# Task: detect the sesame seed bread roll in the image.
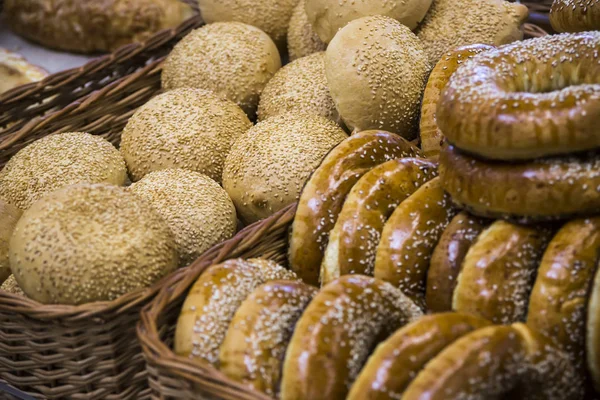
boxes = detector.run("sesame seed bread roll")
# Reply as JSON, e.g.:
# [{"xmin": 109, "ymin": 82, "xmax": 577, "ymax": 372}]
[
  {"xmin": 0, "ymin": 132, "xmax": 127, "ymax": 210},
  {"xmin": 416, "ymin": 0, "xmax": 528, "ymax": 65},
  {"xmin": 219, "ymin": 280, "xmax": 316, "ymax": 397},
  {"xmin": 426, "ymin": 212, "xmax": 488, "ymax": 313},
  {"xmin": 174, "ymin": 259, "xmax": 297, "ymax": 365},
  {"xmin": 325, "ymin": 16, "xmax": 430, "ymax": 138},
  {"xmin": 161, "ymin": 22, "xmax": 281, "ymax": 117},
  {"xmin": 527, "ymin": 218, "xmax": 600, "ymax": 373},
  {"xmin": 0, "ymin": 275, "xmax": 25, "ymax": 296},
  {"xmin": 280, "ymin": 275, "xmax": 422, "ymax": 400},
  {"xmin": 257, "ymin": 52, "xmax": 339, "ymax": 124},
  {"xmin": 320, "ymin": 158, "xmax": 438, "ymax": 286},
  {"xmin": 0, "ymin": 48, "xmax": 47, "ymax": 94},
  {"xmin": 129, "ymin": 169, "xmax": 237, "ymax": 266},
  {"xmin": 550, "ymin": 0, "xmax": 600, "ymax": 33},
  {"xmin": 348, "ymin": 312, "xmax": 490, "ymax": 400},
  {"xmin": 452, "ymin": 221, "xmax": 553, "ymax": 325},
  {"xmin": 222, "ymin": 113, "xmax": 347, "ymax": 224},
  {"xmin": 374, "ymin": 177, "xmax": 456, "ymax": 308},
  {"xmin": 586, "ymin": 259, "xmax": 600, "ymax": 392},
  {"xmin": 0, "ymin": 199, "xmax": 21, "ymax": 285},
  {"xmin": 288, "ymin": 130, "xmax": 421, "ymax": 286},
  {"xmin": 287, "ymin": 0, "xmax": 326, "ymax": 61},
  {"xmin": 120, "ymin": 88, "xmax": 251, "ymax": 183},
  {"xmin": 305, "ymin": 0, "xmax": 433, "ymax": 43},
  {"xmin": 403, "ymin": 323, "xmax": 583, "ymax": 400},
  {"xmin": 9, "ymin": 183, "xmax": 178, "ymax": 305},
  {"xmin": 419, "ymin": 44, "xmax": 494, "ymax": 160},
  {"xmin": 440, "ymin": 144, "xmax": 600, "ymax": 222}
]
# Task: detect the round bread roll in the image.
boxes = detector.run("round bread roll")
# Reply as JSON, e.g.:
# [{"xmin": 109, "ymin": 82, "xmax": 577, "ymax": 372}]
[
  {"xmin": 222, "ymin": 113, "xmax": 347, "ymax": 224},
  {"xmin": 0, "ymin": 48, "xmax": 47, "ymax": 94},
  {"xmin": 161, "ymin": 22, "xmax": 281, "ymax": 117},
  {"xmin": 403, "ymin": 323, "xmax": 583, "ymax": 400},
  {"xmin": 0, "ymin": 132, "xmax": 127, "ymax": 210},
  {"xmin": 3, "ymin": 0, "xmax": 194, "ymax": 53},
  {"xmin": 280, "ymin": 275, "xmax": 423, "ymax": 400},
  {"xmin": 120, "ymin": 88, "xmax": 251, "ymax": 183},
  {"xmin": 325, "ymin": 16, "xmax": 430, "ymax": 138},
  {"xmin": 550, "ymin": 0, "xmax": 600, "ymax": 33},
  {"xmin": 257, "ymin": 52, "xmax": 339, "ymax": 124},
  {"xmin": 9, "ymin": 183, "xmax": 178, "ymax": 305},
  {"xmin": 219, "ymin": 280, "xmax": 316, "ymax": 397},
  {"xmin": 419, "ymin": 44, "xmax": 494, "ymax": 160},
  {"xmin": 197, "ymin": 0, "xmax": 297, "ymax": 47},
  {"xmin": 321, "ymin": 158, "xmax": 438, "ymax": 286},
  {"xmin": 416, "ymin": 0, "xmax": 528, "ymax": 65},
  {"xmin": 527, "ymin": 218, "xmax": 600, "ymax": 373},
  {"xmin": 437, "ymin": 32, "xmax": 600, "ymax": 160},
  {"xmin": 289, "ymin": 130, "xmax": 422, "ymax": 286},
  {"xmin": 129, "ymin": 169, "xmax": 237, "ymax": 266},
  {"xmin": 452, "ymin": 220, "xmax": 553, "ymax": 325},
  {"xmin": 0, "ymin": 274, "xmax": 24, "ymax": 296},
  {"xmin": 305, "ymin": 0, "xmax": 433, "ymax": 43},
  {"xmin": 0, "ymin": 199, "xmax": 21, "ymax": 285},
  {"xmin": 439, "ymin": 144, "xmax": 600, "ymax": 221},
  {"xmin": 174, "ymin": 259, "xmax": 297, "ymax": 365},
  {"xmin": 587, "ymin": 259, "xmax": 600, "ymax": 392},
  {"xmin": 287, "ymin": 0, "xmax": 327, "ymax": 61},
  {"xmin": 426, "ymin": 212, "xmax": 488, "ymax": 312},
  {"xmin": 375, "ymin": 177, "xmax": 456, "ymax": 308},
  {"xmin": 348, "ymin": 313, "xmax": 491, "ymax": 400}
]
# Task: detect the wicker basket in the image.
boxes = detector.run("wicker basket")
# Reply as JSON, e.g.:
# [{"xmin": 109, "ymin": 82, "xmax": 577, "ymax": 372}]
[{"xmin": 0, "ymin": 2, "xmax": 204, "ymax": 399}]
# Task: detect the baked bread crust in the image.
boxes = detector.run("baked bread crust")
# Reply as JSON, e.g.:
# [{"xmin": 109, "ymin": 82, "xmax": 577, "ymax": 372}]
[
  {"xmin": 550, "ymin": 0, "xmax": 600, "ymax": 33},
  {"xmin": 0, "ymin": 48, "xmax": 47, "ymax": 94}
]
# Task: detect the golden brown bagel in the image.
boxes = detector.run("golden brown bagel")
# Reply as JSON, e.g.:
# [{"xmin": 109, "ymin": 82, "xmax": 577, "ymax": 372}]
[
  {"xmin": 586, "ymin": 260, "xmax": 600, "ymax": 392},
  {"xmin": 280, "ymin": 275, "xmax": 422, "ymax": 400},
  {"xmin": 289, "ymin": 130, "xmax": 422, "ymax": 286},
  {"xmin": 219, "ymin": 280, "xmax": 316, "ymax": 397},
  {"xmin": 437, "ymin": 32, "xmax": 600, "ymax": 160},
  {"xmin": 419, "ymin": 44, "xmax": 494, "ymax": 160},
  {"xmin": 0, "ymin": 48, "xmax": 47, "ymax": 94},
  {"xmin": 320, "ymin": 158, "xmax": 438, "ymax": 286},
  {"xmin": 0, "ymin": 199, "xmax": 21, "ymax": 285},
  {"xmin": 440, "ymin": 144, "xmax": 600, "ymax": 221},
  {"xmin": 348, "ymin": 313, "xmax": 490, "ymax": 400},
  {"xmin": 403, "ymin": 323, "xmax": 583, "ymax": 400},
  {"xmin": 550, "ymin": 0, "xmax": 600, "ymax": 33},
  {"xmin": 426, "ymin": 212, "xmax": 488, "ymax": 312},
  {"xmin": 174, "ymin": 259, "xmax": 297, "ymax": 365},
  {"xmin": 374, "ymin": 177, "xmax": 455, "ymax": 308},
  {"xmin": 452, "ymin": 220, "xmax": 553, "ymax": 324},
  {"xmin": 527, "ymin": 218, "xmax": 600, "ymax": 372}
]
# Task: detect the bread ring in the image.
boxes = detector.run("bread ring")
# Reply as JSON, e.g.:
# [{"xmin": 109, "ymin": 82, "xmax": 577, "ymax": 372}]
[
  {"xmin": 320, "ymin": 158, "xmax": 438, "ymax": 286},
  {"xmin": 0, "ymin": 199, "xmax": 21, "ymax": 285},
  {"xmin": 440, "ymin": 144, "xmax": 600, "ymax": 221},
  {"xmin": 419, "ymin": 44, "xmax": 494, "ymax": 160},
  {"xmin": 374, "ymin": 176, "xmax": 456, "ymax": 308},
  {"xmin": 280, "ymin": 275, "xmax": 422, "ymax": 400},
  {"xmin": 437, "ymin": 32, "xmax": 600, "ymax": 160},
  {"xmin": 174, "ymin": 259, "xmax": 297, "ymax": 365},
  {"xmin": 550, "ymin": 0, "xmax": 600, "ymax": 33},
  {"xmin": 403, "ymin": 323, "xmax": 583, "ymax": 400},
  {"xmin": 426, "ymin": 212, "xmax": 488, "ymax": 312},
  {"xmin": 289, "ymin": 130, "xmax": 421, "ymax": 285},
  {"xmin": 452, "ymin": 220, "xmax": 553, "ymax": 324},
  {"xmin": 348, "ymin": 312, "xmax": 490, "ymax": 400},
  {"xmin": 586, "ymin": 259, "xmax": 600, "ymax": 392},
  {"xmin": 527, "ymin": 218, "xmax": 600, "ymax": 372},
  {"xmin": 219, "ymin": 280, "xmax": 316, "ymax": 397},
  {"xmin": 0, "ymin": 48, "xmax": 47, "ymax": 94}
]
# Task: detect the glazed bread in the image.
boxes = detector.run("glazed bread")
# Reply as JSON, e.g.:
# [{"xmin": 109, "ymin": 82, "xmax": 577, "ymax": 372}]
[
  {"xmin": 0, "ymin": 48, "xmax": 47, "ymax": 94},
  {"xmin": 550, "ymin": 0, "xmax": 600, "ymax": 32}
]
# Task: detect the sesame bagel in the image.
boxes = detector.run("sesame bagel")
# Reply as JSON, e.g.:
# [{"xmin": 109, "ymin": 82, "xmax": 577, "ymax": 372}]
[
  {"xmin": 174, "ymin": 259, "xmax": 297, "ymax": 365},
  {"xmin": 280, "ymin": 275, "xmax": 422, "ymax": 400},
  {"xmin": 440, "ymin": 144, "xmax": 600, "ymax": 221},
  {"xmin": 348, "ymin": 313, "xmax": 490, "ymax": 400},
  {"xmin": 374, "ymin": 177, "xmax": 456, "ymax": 308},
  {"xmin": 219, "ymin": 280, "xmax": 316, "ymax": 397},
  {"xmin": 419, "ymin": 44, "xmax": 494, "ymax": 159},
  {"xmin": 289, "ymin": 130, "xmax": 421, "ymax": 286},
  {"xmin": 426, "ymin": 212, "xmax": 488, "ymax": 312},
  {"xmin": 586, "ymin": 259, "xmax": 600, "ymax": 392},
  {"xmin": 550, "ymin": 0, "xmax": 600, "ymax": 33},
  {"xmin": 452, "ymin": 220, "xmax": 553, "ymax": 324},
  {"xmin": 0, "ymin": 48, "xmax": 47, "ymax": 94},
  {"xmin": 0, "ymin": 199, "xmax": 21, "ymax": 285},
  {"xmin": 287, "ymin": 0, "xmax": 326, "ymax": 61},
  {"xmin": 320, "ymin": 158, "xmax": 438, "ymax": 286},
  {"xmin": 437, "ymin": 32, "xmax": 600, "ymax": 160}
]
